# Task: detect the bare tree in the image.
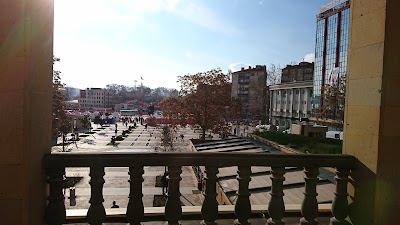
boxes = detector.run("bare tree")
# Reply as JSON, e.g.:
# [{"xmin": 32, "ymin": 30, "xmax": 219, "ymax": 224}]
[
  {"xmin": 267, "ymin": 63, "xmax": 282, "ymax": 85},
  {"xmin": 64, "ymin": 86, "xmax": 79, "ymax": 100},
  {"xmin": 318, "ymin": 74, "xmax": 346, "ymax": 126}
]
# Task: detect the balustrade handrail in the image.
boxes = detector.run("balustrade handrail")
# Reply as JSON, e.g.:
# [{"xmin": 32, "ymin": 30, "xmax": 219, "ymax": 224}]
[
  {"xmin": 44, "ymin": 152, "xmax": 356, "ymax": 169},
  {"xmin": 44, "ymin": 152, "xmax": 356, "ymax": 225}
]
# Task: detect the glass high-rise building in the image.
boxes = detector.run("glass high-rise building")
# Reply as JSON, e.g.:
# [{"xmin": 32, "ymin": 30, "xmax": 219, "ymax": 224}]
[{"xmin": 311, "ymin": 0, "xmax": 350, "ymax": 118}]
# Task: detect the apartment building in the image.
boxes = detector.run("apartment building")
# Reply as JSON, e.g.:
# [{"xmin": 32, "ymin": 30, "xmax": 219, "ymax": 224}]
[
  {"xmin": 231, "ymin": 65, "xmax": 267, "ymax": 121},
  {"xmin": 78, "ymin": 88, "xmax": 112, "ymax": 110},
  {"xmin": 281, "ymin": 62, "xmax": 314, "ymax": 83}
]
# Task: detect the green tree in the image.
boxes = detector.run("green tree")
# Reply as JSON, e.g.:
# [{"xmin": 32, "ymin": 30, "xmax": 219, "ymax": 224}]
[
  {"xmin": 52, "ymin": 57, "xmax": 71, "ymax": 143},
  {"xmin": 79, "ymin": 115, "xmax": 91, "ymax": 132}
]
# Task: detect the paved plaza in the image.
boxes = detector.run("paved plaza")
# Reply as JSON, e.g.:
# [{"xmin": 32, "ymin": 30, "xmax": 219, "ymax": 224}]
[{"xmin": 52, "ymin": 122, "xmax": 219, "ymax": 210}]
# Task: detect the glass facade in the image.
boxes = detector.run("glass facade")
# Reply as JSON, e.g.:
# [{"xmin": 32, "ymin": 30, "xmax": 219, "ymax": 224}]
[
  {"xmin": 312, "ymin": 19, "xmax": 326, "ymax": 114},
  {"xmin": 311, "ymin": 4, "xmax": 350, "ymax": 118},
  {"xmin": 339, "ymin": 8, "xmax": 350, "ymax": 79}
]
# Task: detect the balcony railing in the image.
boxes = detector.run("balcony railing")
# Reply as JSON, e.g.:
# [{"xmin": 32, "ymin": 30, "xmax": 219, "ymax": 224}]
[{"xmin": 44, "ymin": 152, "xmax": 355, "ymax": 225}]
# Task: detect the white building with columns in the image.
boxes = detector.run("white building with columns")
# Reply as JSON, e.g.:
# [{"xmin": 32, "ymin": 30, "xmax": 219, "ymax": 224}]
[{"xmin": 269, "ymin": 81, "xmax": 313, "ymax": 129}]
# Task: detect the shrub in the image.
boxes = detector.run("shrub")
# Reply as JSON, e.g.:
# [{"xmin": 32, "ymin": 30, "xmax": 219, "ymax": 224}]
[
  {"xmin": 254, "ymin": 131, "xmax": 342, "ymax": 154},
  {"xmin": 115, "ymin": 135, "xmax": 124, "ymax": 141}
]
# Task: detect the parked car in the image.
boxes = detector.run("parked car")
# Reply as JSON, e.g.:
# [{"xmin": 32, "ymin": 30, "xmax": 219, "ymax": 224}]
[
  {"xmin": 283, "ymin": 129, "xmax": 291, "ymax": 134},
  {"xmin": 326, "ymin": 131, "xmax": 343, "ymax": 140}
]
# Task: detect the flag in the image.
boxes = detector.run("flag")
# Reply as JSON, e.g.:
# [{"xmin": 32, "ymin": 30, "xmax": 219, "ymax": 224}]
[{"xmin": 140, "ymin": 76, "xmax": 144, "ymax": 80}]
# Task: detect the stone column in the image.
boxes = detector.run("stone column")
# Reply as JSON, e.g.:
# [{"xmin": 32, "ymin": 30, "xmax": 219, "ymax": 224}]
[
  {"xmin": 0, "ymin": 0, "xmax": 54, "ymax": 224},
  {"xmin": 344, "ymin": 0, "xmax": 400, "ymax": 224}
]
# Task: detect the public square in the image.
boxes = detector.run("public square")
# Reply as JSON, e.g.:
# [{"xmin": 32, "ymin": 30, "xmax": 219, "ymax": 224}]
[{"xmin": 52, "ymin": 121, "xmax": 219, "ymax": 210}]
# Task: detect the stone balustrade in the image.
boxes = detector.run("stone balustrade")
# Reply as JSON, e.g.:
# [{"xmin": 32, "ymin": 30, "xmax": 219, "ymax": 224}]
[{"xmin": 44, "ymin": 152, "xmax": 355, "ymax": 225}]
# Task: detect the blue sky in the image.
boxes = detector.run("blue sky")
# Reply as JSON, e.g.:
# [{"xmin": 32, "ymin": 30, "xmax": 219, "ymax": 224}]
[{"xmin": 54, "ymin": 0, "xmax": 328, "ymax": 89}]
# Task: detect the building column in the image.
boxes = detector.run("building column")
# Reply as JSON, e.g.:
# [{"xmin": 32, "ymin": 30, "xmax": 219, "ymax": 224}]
[
  {"xmin": 0, "ymin": 0, "xmax": 54, "ymax": 224},
  {"xmin": 306, "ymin": 88, "xmax": 311, "ymax": 118},
  {"xmin": 291, "ymin": 89, "xmax": 294, "ymax": 120},
  {"xmin": 298, "ymin": 88, "xmax": 302, "ymax": 120},
  {"xmin": 344, "ymin": 0, "xmax": 400, "ymax": 224}
]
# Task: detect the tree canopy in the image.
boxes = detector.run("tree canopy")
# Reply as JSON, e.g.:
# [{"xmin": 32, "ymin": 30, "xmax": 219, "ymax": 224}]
[
  {"xmin": 52, "ymin": 57, "xmax": 71, "ymax": 139},
  {"xmin": 160, "ymin": 68, "xmax": 241, "ymax": 140}
]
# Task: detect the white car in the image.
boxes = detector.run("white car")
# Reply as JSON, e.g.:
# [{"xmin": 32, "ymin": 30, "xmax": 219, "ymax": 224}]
[{"xmin": 326, "ymin": 131, "xmax": 343, "ymax": 140}]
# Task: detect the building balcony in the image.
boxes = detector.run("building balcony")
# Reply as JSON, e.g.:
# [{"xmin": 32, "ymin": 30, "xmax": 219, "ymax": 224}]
[{"xmin": 44, "ymin": 152, "xmax": 355, "ymax": 224}]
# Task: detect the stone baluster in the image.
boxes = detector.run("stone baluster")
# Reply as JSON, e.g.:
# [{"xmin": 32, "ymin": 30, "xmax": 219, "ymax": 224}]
[
  {"xmin": 201, "ymin": 166, "xmax": 219, "ymax": 225},
  {"xmin": 127, "ymin": 166, "xmax": 145, "ymax": 225},
  {"xmin": 234, "ymin": 166, "xmax": 252, "ymax": 225},
  {"xmin": 330, "ymin": 168, "xmax": 350, "ymax": 225},
  {"xmin": 267, "ymin": 167, "xmax": 286, "ymax": 225},
  {"xmin": 300, "ymin": 167, "xmax": 319, "ymax": 225},
  {"xmin": 165, "ymin": 166, "xmax": 182, "ymax": 225},
  {"xmin": 45, "ymin": 168, "xmax": 66, "ymax": 225},
  {"xmin": 87, "ymin": 166, "xmax": 106, "ymax": 225}
]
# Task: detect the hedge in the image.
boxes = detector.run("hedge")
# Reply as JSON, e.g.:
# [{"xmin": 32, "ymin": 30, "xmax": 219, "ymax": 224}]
[{"xmin": 254, "ymin": 131, "xmax": 342, "ymax": 154}]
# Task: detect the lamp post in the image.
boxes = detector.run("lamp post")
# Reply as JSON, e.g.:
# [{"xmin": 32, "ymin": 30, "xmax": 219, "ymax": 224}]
[{"xmin": 73, "ymin": 118, "xmax": 78, "ymax": 141}]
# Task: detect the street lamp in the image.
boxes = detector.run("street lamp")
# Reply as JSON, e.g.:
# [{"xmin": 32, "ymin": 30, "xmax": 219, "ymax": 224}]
[{"xmin": 73, "ymin": 118, "xmax": 78, "ymax": 141}]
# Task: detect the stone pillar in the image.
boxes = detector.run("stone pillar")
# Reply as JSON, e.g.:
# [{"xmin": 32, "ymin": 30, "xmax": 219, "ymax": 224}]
[
  {"xmin": 343, "ymin": 0, "xmax": 400, "ymax": 224},
  {"xmin": 0, "ymin": 0, "xmax": 54, "ymax": 224}
]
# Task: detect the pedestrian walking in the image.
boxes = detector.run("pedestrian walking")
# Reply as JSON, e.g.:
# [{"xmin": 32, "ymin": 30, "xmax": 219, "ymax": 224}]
[
  {"xmin": 111, "ymin": 201, "xmax": 119, "ymax": 208},
  {"xmin": 161, "ymin": 172, "xmax": 168, "ymax": 195}
]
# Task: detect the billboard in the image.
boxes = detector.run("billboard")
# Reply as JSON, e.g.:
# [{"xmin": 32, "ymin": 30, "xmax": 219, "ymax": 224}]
[{"xmin": 328, "ymin": 67, "xmax": 340, "ymax": 87}]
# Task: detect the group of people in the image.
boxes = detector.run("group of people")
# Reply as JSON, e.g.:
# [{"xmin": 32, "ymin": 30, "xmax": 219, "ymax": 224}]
[{"xmin": 120, "ymin": 116, "xmax": 145, "ymax": 126}]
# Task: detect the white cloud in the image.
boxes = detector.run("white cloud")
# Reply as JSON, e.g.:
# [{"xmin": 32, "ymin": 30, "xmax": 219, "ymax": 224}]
[
  {"xmin": 54, "ymin": 36, "xmax": 183, "ymax": 89},
  {"xmin": 53, "ymin": 0, "xmax": 241, "ymax": 89},
  {"xmin": 258, "ymin": 1, "xmax": 264, "ymax": 5},
  {"xmin": 55, "ymin": 0, "xmax": 239, "ymax": 36},
  {"xmin": 176, "ymin": 2, "xmax": 242, "ymax": 36},
  {"xmin": 228, "ymin": 62, "xmax": 252, "ymax": 72},
  {"xmin": 303, "ymin": 53, "xmax": 315, "ymax": 63}
]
